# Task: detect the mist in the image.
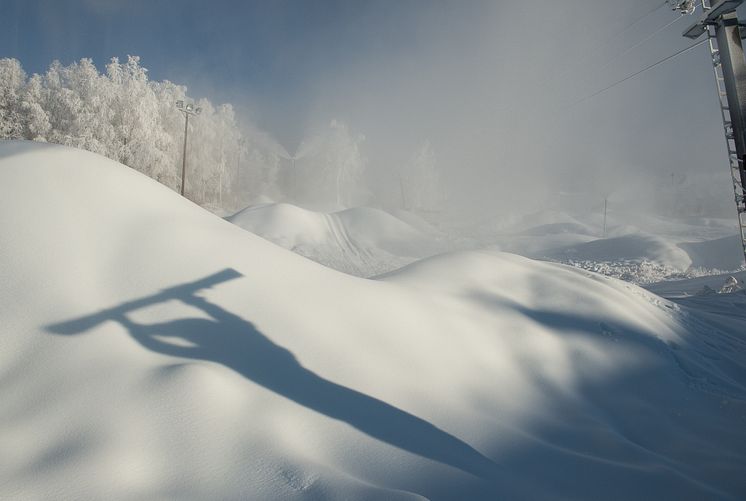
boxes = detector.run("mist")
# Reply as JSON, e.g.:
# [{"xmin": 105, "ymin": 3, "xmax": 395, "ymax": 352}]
[
  {"xmin": 1, "ymin": 0, "xmax": 740, "ymax": 222},
  {"xmin": 279, "ymin": 0, "xmax": 736, "ymax": 221}
]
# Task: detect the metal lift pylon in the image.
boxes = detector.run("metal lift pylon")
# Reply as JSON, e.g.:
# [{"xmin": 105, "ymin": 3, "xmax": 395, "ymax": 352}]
[{"xmin": 683, "ymin": 0, "xmax": 746, "ymax": 266}]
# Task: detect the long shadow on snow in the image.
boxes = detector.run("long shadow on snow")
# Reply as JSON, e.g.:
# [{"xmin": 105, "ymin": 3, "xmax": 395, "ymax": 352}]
[
  {"xmin": 445, "ymin": 291, "xmax": 746, "ymax": 500},
  {"xmin": 46, "ymin": 268, "xmax": 497, "ymax": 479}
]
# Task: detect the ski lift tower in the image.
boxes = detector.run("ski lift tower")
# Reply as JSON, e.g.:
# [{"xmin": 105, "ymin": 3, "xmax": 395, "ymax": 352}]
[{"xmin": 682, "ymin": 0, "xmax": 746, "ymax": 264}]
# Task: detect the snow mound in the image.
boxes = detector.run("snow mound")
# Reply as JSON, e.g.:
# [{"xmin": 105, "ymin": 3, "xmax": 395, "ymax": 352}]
[
  {"xmin": 447, "ymin": 209, "xmax": 743, "ymax": 285},
  {"xmin": 535, "ymin": 232, "xmax": 744, "ymax": 284},
  {"xmin": 228, "ymin": 203, "xmax": 446, "ymax": 277},
  {"xmin": 677, "ymin": 235, "xmax": 745, "ymax": 271},
  {"xmin": 544, "ymin": 233, "xmax": 692, "ymax": 269},
  {"xmin": 535, "ymin": 233, "xmax": 699, "ymax": 284},
  {"xmin": 2, "ymin": 141, "xmax": 746, "ymax": 500}
]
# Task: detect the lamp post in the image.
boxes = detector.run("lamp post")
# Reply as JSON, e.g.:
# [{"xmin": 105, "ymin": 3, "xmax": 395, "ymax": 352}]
[{"xmin": 176, "ymin": 100, "xmax": 202, "ymax": 197}]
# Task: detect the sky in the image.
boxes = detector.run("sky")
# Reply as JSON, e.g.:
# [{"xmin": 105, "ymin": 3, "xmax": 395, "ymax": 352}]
[
  {"xmin": 1, "ymin": 0, "xmax": 432, "ymax": 148},
  {"xmin": 1, "ymin": 0, "xmax": 743, "ymax": 219}
]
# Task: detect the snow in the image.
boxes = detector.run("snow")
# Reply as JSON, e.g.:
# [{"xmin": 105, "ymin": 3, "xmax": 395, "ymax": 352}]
[
  {"xmin": 228, "ymin": 203, "xmax": 447, "ymax": 277},
  {"xmin": 646, "ymin": 271, "xmax": 746, "ymax": 299},
  {"xmin": 2, "ymin": 140, "xmax": 746, "ymax": 499},
  {"xmin": 538, "ymin": 231, "xmax": 744, "ymax": 285},
  {"xmin": 450, "ymin": 211, "xmax": 746, "ymax": 285},
  {"xmin": 678, "ymin": 235, "xmax": 745, "ymax": 271},
  {"xmin": 543, "ymin": 234, "xmax": 692, "ymax": 269},
  {"xmin": 228, "ymin": 201, "xmax": 743, "ymax": 284}
]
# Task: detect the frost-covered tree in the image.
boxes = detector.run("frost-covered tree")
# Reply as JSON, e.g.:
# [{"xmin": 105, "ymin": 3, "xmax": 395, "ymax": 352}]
[
  {"xmin": 0, "ymin": 56, "xmax": 285, "ymax": 212},
  {"xmin": 401, "ymin": 140, "xmax": 443, "ymax": 212},
  {"xmin": 294, "ymin": 120, "xmax": 367, "ymax": 208},
  {"xmin": 20, "ymin": 74, "xmax": 51, "ymax": 141},
  {"xmin": 0, "ymin": 58, "xmax": 26, "ymax": 139},
  {"xmin": 41, "ymin": 58, "xmax": 117, "ymax": 156},
  {"xmin": 150, "ymin": 78, "xmax": 188, "ymax": 191},
  {"xmin": 106, "ymin": 56, "xmax": 172, "ymax": 182},
  {"xmin": 328, "ymin": 120, "xmax": 366, "ymax": 208},
  {"xmin": 236, "ymin": 131, "xmax": 282, "ymax": 204}
]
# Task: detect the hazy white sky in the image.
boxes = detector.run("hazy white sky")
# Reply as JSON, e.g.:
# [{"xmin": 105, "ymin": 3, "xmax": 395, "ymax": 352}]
[{"xmin": 2, "ymin": 0, "xmax": 741, "ymax": 217}]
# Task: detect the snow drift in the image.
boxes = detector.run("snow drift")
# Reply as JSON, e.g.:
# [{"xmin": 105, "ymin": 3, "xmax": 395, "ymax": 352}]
[{"xmin": 2, "ymin": 141, "xmax": 746, "ymax": 500}]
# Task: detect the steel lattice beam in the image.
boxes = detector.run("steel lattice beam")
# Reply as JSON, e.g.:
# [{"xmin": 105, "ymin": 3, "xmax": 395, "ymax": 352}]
[{"xmin": 683, "ymin": 0, "xmax": 744, "ymax": 38}]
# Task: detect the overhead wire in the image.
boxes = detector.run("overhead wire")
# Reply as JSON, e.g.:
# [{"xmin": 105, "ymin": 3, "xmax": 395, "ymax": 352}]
[
  {"xmin": 615, "ymin": 1, "xmax": 671, "ymax": 40},
  {"xmin": 572, "ymin": 1, "xmax": 672, "ymax": 68},
  {"xmin": 538, "ymin": 2, "xmax": 695, "ymax": 117},
  {"xmin": 559, "ymin": 12, "xmax": 691, "ymax": 106},
  {"xmin": 597, "ymin": 12, "xmax": 689, "ymax": 70},
  {"xmin": 501, "ymin": 2, "xmax": 701, "ymax": 123},
  {"xmin": 557, "ymin": 3, "xmax": 701, "ymax": 110},
  {"xmin": 569, "ymin": 37, "xmax": 709, "ymax": 107},
  {"xmin": 539, "ymin": 1, "xmax": 673, "ymax": 93}
]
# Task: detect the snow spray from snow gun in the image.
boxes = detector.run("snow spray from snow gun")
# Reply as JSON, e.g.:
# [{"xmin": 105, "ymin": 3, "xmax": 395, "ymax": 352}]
[{"xmin": 47, "ymin": 269, "xmax": 243, "ymax": 335}]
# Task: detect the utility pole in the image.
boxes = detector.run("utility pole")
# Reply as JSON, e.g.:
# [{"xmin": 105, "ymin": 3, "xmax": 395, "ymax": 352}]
[
  {"xmin": 176, "ymin": 100, "xmax": 202, "ymax": 197},
  {"xmin": 683, "ymin": 0, "xmax": 746, "ymax": 264}
]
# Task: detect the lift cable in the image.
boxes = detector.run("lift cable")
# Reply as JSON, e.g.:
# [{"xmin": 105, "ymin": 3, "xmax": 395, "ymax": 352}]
[
  {"xmin": 570, "ymin": 38, "xmax": 709, "ymax": 107},
  {"xmin": 607, "ymin": 1, "xmax": 671, "ymax": 48},
  {"xmin": 623, "ymin": 1, "xmax": 674, "ymax": 37},
  {"xmin": 600, "ymin": 12, "xmax": 689, "ymax": 69},
  {"xmin": 572, "ymin": 1, "xmax": 672, "ymax": 69},
  {"xmin": 544, "ymin": 6, "xmax": 689, "ymax": 110},
  {"xmin": 544, "ymin": 2, "xmax": 672, "ymax": 90}
]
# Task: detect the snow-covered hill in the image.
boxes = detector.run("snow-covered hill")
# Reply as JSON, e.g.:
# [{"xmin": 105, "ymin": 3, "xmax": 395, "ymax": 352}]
[
  {"xmin": 226, "ymin": 201, "xmax": 744, "ymax": 284},
  {"xmin": 468, "ymin": 211, "xmax": 744, "ymax": 284},
  {"xmin": 228, "ymin": 203, "xmax": 447, "ymax": 277},
  {"xmin": 2, "ymin": 141, "xmax": 746, "ymax": 500},
  {"xmin": 543, "ymin": 233, "xmax": 692, "ymax": 267},
  {"xmin": 678, "ymin": 235, "xmax": 745, "ymax": 271},
  {"xmin": 532, "ymin": 232, "xmax": 744, "ymax": 284}
]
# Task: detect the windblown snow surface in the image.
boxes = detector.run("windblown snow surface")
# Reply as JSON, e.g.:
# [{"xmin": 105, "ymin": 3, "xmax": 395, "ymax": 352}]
[{"xmin": 2, "ymin": 141, "xmax": 746, "ymax": 500}]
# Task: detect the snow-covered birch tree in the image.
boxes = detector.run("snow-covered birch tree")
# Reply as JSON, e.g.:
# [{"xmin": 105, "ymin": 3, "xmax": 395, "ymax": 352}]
[{"xmin": 0, "ymin": 56, "xmax": 285, "ymax": 211}]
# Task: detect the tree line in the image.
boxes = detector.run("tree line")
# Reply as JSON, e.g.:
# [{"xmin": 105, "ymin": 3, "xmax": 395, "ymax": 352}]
[{"xmin": 0, "ymin": 56, "xmax": 443, "ymax": 213}]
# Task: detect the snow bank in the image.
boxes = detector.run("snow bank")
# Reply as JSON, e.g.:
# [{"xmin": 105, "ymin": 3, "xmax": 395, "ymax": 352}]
[{"xmin": 2, "ymin": 140, "xmax": 746, "ymax": 500}]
